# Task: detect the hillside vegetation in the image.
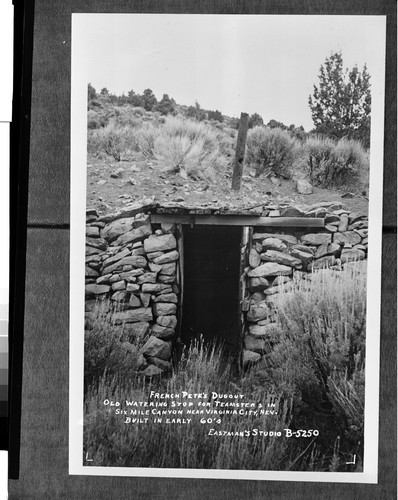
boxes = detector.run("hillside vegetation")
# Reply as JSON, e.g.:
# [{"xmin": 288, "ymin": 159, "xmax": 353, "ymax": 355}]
[{"xmin": 87, "ymin": 87, "xmax": 369, "ymax": 194}]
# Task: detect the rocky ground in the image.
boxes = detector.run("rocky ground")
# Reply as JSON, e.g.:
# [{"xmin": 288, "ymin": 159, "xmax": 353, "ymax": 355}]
[{"xmin": 86, "ymin": 157, "xmax": 369, "ymax": 216}]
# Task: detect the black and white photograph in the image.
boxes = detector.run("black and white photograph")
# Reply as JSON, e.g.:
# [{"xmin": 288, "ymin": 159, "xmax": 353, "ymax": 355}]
[{"xmin": 70, "ymin": 13, "xmax": 386, "ymax": 481}]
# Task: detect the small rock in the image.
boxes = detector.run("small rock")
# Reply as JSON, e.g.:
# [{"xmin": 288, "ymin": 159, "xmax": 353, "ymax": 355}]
[
  {"xmin": 111, "ymin": 291, "xmax": 128, "ymax": 302},
  {"xmin": 247, "ymin": 262, "xmax": 292, "ymax": 278},
  {"xmin": 260, "ymin": 250, "xmax": 302, "ymax": 269},
  {"xmin": 301, "ymin": 233, "xmax": 332, "ymax": 246},
  {"xmin": 153, "ymin": 250, "xmax": 179, "ymax": 265},
  {"xmin": 141, "ymin": 336, "xmax": 171, "ymax": 360},
  {"xmin": 310, "ymin": 255, "xmax": 336, "ymax": 270},
  {"xmin": 296, "ymin": 179, "xmax": 313, "ymax": 194},
  {"xmin": 144, "ymin": 234, "xmax": 177, "ymax": 253},
  {"xmin": 85, "ymin": 284, "xmax": 110, "ymax": 297},
  {"xmin": 140, "ymin": 293, "xmax": 151, "ymax": 308},
  {"xmin": 111, "ymin": 280, "xmax": 126, "ymax": 291},
  {"xmin": 112, "ymin": 308, "xmax": 153, "ymax": 324},
  {"xmin": 340, "ymin": 249, "xmax": 365, "ymax": 263},
  {"xmin": 247, "ymin": 304, "xmax": 271, "ymax": 322},
  {"xmin": 338, "ymin": 213, "xmax": 349, "ymax": 232},
  {"xmin": 86, "ymin": 226, "xmax": 100, "ymax": 238},
  {"xmin": 334, "ymin": 231, "xmax": 362, "ymax": 246},
  {"xmin": 261, "ymin": 237, "xmax": 287, "ymax": 253},
  {"xmin": 154, "ymin": 293, "xmax": 178, "ymax": 303},
  {"xmin": 242, "ymin": 350, "xmax": 261, "ymax": 368},
  {"xmin": 153, "ymin": 303, "xmax": 177, "ymax": 316},
  {"xmin": 249, "ymin": 249, "xmax": 261, "ymax": 268},
  {"xmin": 151, "ymin": 324, "xmax": 175, "ymax": 340},
  {"xmin": 142, "ymin": 365, "xmax": 164, "ymax": 377},
  {"xmin": 249, "ymin": 277, "xmax": 270, "ymax": 292},
  {"xmin": 129, "ymin": 294, "xmax": 142, "ymax": 308},
  {"xmin": 147, "ymin": 357, "xmax": 172, "ymax": 371},
  {"xmin": 244, "ymin": 336, "xmax": 269, "ymax": 354}
]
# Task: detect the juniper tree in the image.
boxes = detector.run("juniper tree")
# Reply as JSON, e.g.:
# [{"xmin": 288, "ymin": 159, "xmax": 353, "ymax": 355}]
[{"xmin": 309, "ymin": 52, "xmax": 371, "ymax": 148}]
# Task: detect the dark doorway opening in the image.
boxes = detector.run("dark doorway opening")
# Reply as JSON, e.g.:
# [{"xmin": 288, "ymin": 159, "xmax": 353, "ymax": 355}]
[{"xmin": 180, "ymin": 225, "xmax": 242, "ymax": 356}]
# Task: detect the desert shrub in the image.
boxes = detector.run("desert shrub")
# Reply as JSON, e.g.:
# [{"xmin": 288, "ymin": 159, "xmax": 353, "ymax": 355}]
[
  {"xmin": 84, "ymin": 300, "xmax": 147, "ymax": 388},
  {"xmin": 303, "ymin": 135, "xmax": 369, "ymax": 189},
  {"xmin": 87, "ymin": 121, "xmax": 136, "ymax": 161},
  {"xmin": 150, "ymin": 116, "xmax": 230, "ymax": 180},
  {"xmin": 113, "ymin": 106, "xmax": 142, "ymax": 128},
  {"xmin": 266, "ymin": 262, "xmax": 367, "ymax": 469},
  {"xmin": 87, "ymin": 109, "xmax": 101, "ymax": 129},
  {"xmin": 245, "ymin": 126, "xmax": 297, "ymax": 178}
]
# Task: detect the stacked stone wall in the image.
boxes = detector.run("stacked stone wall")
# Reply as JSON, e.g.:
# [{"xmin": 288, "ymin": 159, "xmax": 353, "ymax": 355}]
[
  {"xmin": 242, "ymin": 203, "xmax": 368, "ymax": 368},
  {"xmin": 85, "ymin": 209, "xmax": 180, "ymax": 377},
  {"xmin": 85, "ymin": 201, "xmax": 368, "ymax": 375}
]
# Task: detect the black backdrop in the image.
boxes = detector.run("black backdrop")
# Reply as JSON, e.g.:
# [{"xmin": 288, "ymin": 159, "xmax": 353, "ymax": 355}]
[{"xmin": 8, "ymin": 1, "xmax": 396, "ymax": 498}]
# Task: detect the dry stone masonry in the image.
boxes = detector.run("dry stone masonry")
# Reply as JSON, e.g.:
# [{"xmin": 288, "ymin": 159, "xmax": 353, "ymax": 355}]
[
  {"xmin": 242, "ymin": 202, "xmax": 368, "ymax": 369},
  {"xmin": 85, "ymin": 199, "xmax": 368, "ymax": 376},
  {"xmin": 85, "ymin": 206, "xmax": 180, "ymax": 377}
]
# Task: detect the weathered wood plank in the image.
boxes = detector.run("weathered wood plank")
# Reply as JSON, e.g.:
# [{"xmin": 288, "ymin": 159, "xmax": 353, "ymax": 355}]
[
  {"xmin": 231, "ymin": 112, "xmax": 249, "ymax": 190},
  {"xmin": 151, "ymin": 214, "xmax": 325, "ymax": 227}
]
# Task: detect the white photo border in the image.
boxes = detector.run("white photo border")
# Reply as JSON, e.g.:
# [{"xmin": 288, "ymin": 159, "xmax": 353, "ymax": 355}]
[{"xmin": 70, "ymin": 13, "xmax": 386, "ymax": 482}]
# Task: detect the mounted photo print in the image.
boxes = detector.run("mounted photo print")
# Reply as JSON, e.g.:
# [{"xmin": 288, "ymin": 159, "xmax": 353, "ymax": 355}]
[{"xmin": 70, "ymin": 14, "xmax": 386, "ymax": 482}]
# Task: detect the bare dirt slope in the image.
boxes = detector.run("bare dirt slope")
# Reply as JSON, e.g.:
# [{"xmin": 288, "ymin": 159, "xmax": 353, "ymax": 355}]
[{"xmin": 86, "ymin": 157, "xmax": 369, "ymax": 216}]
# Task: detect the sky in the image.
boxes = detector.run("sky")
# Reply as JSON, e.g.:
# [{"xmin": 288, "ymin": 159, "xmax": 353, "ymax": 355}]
[{"xmin": 73, "ymin": 14, "xmax": 386, "ymax": 131}]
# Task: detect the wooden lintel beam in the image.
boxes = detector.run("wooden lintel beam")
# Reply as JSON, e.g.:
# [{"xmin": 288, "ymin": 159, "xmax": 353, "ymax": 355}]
[{"xmin": 151, "ymin": 214, "xmax": 325, "ymax": 228}]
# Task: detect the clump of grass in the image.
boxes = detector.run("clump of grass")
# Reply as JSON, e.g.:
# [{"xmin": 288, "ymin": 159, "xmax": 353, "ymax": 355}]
[{"xmin": 245, "ymin": 126, "xmax": 298, "ymax": 178}]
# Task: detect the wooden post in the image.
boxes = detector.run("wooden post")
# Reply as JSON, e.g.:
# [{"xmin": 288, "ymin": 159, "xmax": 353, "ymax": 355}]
[{"xmin": 231, "ymin": 112, "xmax": 249, "ymax": 191}]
